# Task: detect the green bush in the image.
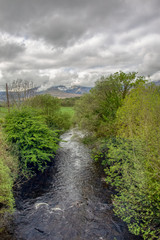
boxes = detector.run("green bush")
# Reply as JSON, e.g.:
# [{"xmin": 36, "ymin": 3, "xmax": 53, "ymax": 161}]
[
  {"xmin": 98, "ymin": 138, "xmax": 160, "ymax": 239},
  {"xmin": 25, "ymin": 94, "xmax": 72, "ymax": 131},
  {"xmin": 4, "ymin": 108, "xmax": 60, "ymax": 175},
  {"xmin": 45, "ymin": 112, "xmax": 71, "ymax": 131},
  {"xmin": 60, "ymin": 97, "xmax": 80, "ymax": 107},
  {"xmin": 25, "ymin": 94, "xmax": 60, "ymax": 115}
]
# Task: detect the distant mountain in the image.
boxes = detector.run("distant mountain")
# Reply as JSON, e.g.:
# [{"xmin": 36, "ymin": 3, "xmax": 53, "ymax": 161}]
[
  {"xmin": 45, "ymin": 85, "xmax": 92, "ymax": 95},
  {"xmin": 0, "ymin": 85, "xmax": 92, "ymax": 101},
  {"xmin": 65, "ymin": 86, "xmax": 92, "ymax": 94},
  {"xmin": 36, "ymin": 85, "xmax": 92, "ymax": 98}
]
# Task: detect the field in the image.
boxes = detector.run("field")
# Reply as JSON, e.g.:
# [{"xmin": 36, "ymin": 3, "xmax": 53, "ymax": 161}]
[
  {"xmin": 60, "ymin": 107, "xmax": 75, "ymax": 118},
  {"xmin": 0, "ymin": 107, "xmax": 8, "ymax": 119}
]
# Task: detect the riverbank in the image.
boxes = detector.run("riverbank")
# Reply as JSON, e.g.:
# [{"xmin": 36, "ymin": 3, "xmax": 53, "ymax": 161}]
[{"xmin": 1, "ymin": 129, "xmax": 141, "ymax": 240}]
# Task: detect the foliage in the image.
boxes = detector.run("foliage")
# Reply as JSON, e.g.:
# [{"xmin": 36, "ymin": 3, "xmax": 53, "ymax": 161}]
[
  {"xmin": 75, "ymin": 71, "xmax": 146, "ymax": 138},
  {"xmin": 25, "ymin": 94, "xmax": 60, "ymax": 115},
  {"xmin": 92, "ymin": 84, "xmax": 160, "ymax": 239},
  {"xmin": 0, "ymin": 94, "xmax": 73, "ymax": 229},
  {"xmin": 60, "ymin": 106, "xmax": 75, "ymax": 117},
  {"xmin": 0, "ymin": 159, "xmax": 14, "ymax": 214},
  {"xmin": 97, "ymin": 137, "xmax": 160, "ymax": 239},
  {"xmin": 45, "ymin": 111, "xmax": 71, "ymax": 131},
  {"xmin": 25, "ymin": 94, "xmax": 72, "ymax": 131},
  {"xmin": 0, "ymin": 127, "xmax": 18, "ymax": 230},
  {"xmin": 4, "ymin": 108, "xmax": 60, "ymax": 175},
  {"xmin": 60, "ymin": 97, "xmax": 80, "ymax": 107},
  {"xmin": 0, "ymin": 107, "xmax": 8, "ymax": 119},
  {"xmin": 76, "ymin": 73, "xmax": 159, "ymax": 239},
  {"xmin": 115, "ymin": 85, "xmax": 160, "ymax": 238}
]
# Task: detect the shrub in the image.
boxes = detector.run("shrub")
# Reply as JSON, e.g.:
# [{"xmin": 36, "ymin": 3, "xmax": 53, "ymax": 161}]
[
  {"xmin": 60, "ymin": 97, "xmax": 80, "ymax": 107},
  {"xmin": 45, "ymin": 111, "xmax": 71, "ymax": 131},
  {"xmin": 25, "ymin": 94, "xmax": 60, "ymax": 115},
  {"xmin": 4, "ymin": 108, "xmax": 60, "ymax": 175},
  {"xmin": 101, "ymin": 138, "xmax": 160, "ymax": 239},
  {"xmin": 25, "ymin": 94, "xmax": 72, "ymax": 131},
  {"xmin": 103, "ymin": 85, "xmax": 160, "ymax": 239}
]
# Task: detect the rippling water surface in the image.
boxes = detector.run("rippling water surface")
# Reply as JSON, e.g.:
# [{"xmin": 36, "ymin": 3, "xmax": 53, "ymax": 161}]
[{"xmin": 5, "ymin": 129, "xmax": 140, "ymax": 240}]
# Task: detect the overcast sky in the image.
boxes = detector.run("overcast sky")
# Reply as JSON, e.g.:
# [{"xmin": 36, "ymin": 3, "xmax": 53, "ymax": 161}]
[{"xmin": 0, "ymin": 0, "xmax": 160, "ymax": 89}]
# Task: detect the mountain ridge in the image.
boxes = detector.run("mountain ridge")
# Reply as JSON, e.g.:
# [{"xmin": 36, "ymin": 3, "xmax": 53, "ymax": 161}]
[{"xmin": 0, "ymin": 85, "xmax": 92, "ymax": 101}]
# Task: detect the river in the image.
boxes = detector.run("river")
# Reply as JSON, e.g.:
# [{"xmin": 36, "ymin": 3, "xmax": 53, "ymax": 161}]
[{"xmin": 2, "ymin": 129, "xmax": 140, "ymax": 240}]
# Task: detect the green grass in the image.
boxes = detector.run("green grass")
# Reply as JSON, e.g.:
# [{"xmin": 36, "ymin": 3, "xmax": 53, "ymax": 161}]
[
  {"xmin": 0, "ymin": 107, "xmax": 8, "ymax": 122},
  {"xmin": 60, "ymin": 107, "xmax": 75, "ymax": 118},
  {"xmin": 0, "ymin": 107, "xmax": 8, "ymax": 115}
]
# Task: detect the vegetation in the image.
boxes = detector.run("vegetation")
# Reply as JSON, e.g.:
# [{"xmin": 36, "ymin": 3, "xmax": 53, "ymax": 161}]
[
  {"xmin": 61, "ymin": 106, "xmax": 75, "ymax": 118},
  {"xmin": 0, "ymin": 107, "xmax": 8, "ymax": 120},
  {"xmin": 4, "ymin": 108, "xmax": 60, "ymax": 176},
  {"xmin": 0, "ymin": 93, "xmax": 73, "ymax": 230},
  {"xmin": 75, "ymin": 71, "xmax": 145, "ymax": 138},
  {"xmin": 75, "ymin": 72, "xmax": 160, "ymax": 239},
  {"xmin": 3, "ymin": 94, "xmax": 74, "ymax": 177},
  {"xmin": 0, "ymin": 126, "xmax": 18, "ymax": 231},
  {"xmin": 25, "ymin": 94, "xmax": 72, "ymax": 131},
  {"xmin": 1, "ymin": 74, "xmax": 160, "ymax": 239},
  {"xmin": 60, "ymin": 97, "xmax": 80, "ymax": 107}
]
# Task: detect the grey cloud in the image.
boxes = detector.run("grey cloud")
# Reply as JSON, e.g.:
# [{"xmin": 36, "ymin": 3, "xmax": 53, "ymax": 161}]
[
  {"xmin": 0, "ymin": 0, "xmax": 160, "ymax": 86},
  {"xmin": 0, "ymin": 0, "xmax": 141, "ymax": 47},
  {"xmin": 0, "ymin": 42, "xmax": 25, "ymax": 61},
  {"xmin": 1, "ymin": 69, "xmax": 49, "ymax": 86}
]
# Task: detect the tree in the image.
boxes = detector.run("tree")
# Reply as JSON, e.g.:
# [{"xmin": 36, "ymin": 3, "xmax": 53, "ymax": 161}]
[
  {"xmin": 75, "ymin": 71, "xmax": 146, "ymax": 138},
  {"xmin": 8, "ymin": 79, "xmax": 35, "ymax": 108},
  {"xmin": 110, "ymin": 84, "xmax": 160, "ymax": 239}
]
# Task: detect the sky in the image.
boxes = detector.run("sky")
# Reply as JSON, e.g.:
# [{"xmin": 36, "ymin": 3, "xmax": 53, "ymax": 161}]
[{"xmin": 0, "ymin": 0, "xmax": 160, "ymax": 90}]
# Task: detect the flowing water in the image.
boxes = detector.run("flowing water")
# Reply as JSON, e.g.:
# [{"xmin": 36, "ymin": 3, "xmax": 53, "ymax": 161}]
[{"xmin": 3, "ymin": 129, "xmax": 140, "ymax": 240}]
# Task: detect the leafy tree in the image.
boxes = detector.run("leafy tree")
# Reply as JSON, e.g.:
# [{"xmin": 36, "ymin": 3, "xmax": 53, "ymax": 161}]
[
  {"xmin": 82, "ymin": 76, "xmax": 159, "ymax": 239},
  {"xmin": 100, "ymin": 84, "xmax": 160, "ymax": 239},
  {"xmin": 75, "ymin": 71, "xmax": 146, "ymax": 138}
]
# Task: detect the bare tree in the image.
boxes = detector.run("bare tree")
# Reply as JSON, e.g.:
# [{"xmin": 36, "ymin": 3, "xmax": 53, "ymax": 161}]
[{"xmin": 8, "ymin": 79, "xmax": 35, "ymax": 108}]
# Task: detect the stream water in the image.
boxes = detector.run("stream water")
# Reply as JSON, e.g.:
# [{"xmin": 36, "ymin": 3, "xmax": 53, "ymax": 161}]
[{"xmin": 2, "ymin": 129, "xmax": 140, "ymax": 240}]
